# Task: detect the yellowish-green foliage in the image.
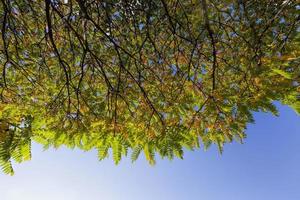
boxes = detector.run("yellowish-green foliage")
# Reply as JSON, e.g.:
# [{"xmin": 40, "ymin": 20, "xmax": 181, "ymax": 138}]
[{"xmin": 0, "ymin": 0, "xmax": 299, "ymax": 174}]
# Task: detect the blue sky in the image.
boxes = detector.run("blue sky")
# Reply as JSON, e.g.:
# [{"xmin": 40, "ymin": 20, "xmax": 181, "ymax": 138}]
[{"xmin": 0, "ymin": 103, "xmax": 299, "ymax": 200}]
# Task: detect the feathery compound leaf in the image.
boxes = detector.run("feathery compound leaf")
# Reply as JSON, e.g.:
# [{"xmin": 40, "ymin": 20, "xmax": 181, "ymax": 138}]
[
  {"xmin": 97, "ymin": 145, "xmax": 109, "ymax": 161},
  {"xmin": 144, "ymin": 144, "xmax": 156, "ymax": 165},
  {"xmin": 112, "ymin": 139, "xmax": 122, "ymax": 165},
  {"xmin": 21, "ymin": 141, "xmax": 32, "ymax": 161},
  {"xmin": 11, "ymin": 147, "xmax": 22, "ymax": 163},
  {"xmin": 131, "ymin": 144, "xmax": 143, "ymax": 162},
  {"xmin": 0, "ymin": 160, "xmax": 14, "ymax": 175}
]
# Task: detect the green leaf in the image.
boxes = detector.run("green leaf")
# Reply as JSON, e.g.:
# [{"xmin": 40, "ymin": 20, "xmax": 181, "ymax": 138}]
[{"xmin": 131, "ymin": 144, "xmax": 143, "ymax": 162}]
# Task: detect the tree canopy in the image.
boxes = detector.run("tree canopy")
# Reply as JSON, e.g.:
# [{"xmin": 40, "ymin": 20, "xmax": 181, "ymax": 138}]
[{"xmin": 0, "ymin": 0, "xmax": 299, "ymax": 174}]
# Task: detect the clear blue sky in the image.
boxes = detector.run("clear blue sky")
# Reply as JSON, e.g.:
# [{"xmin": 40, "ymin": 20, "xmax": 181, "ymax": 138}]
[{"xmin": 0, "ymin": 103, "xmax": 299, "ymax": 200}]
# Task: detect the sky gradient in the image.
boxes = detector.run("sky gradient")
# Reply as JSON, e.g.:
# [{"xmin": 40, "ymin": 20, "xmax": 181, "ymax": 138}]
[{"xmin": 0, "ymin": 103, "xmax": 299, "ymax": 200}]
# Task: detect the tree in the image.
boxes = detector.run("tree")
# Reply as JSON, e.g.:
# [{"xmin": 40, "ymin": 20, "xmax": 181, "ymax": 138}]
[{"xmin": 0, "ymin": 0, "xmax": 299, "ymax": 174}]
